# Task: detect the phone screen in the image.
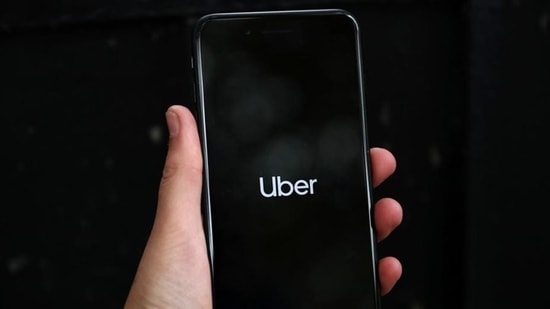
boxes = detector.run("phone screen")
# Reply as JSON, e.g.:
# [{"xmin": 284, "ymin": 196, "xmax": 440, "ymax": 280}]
[{"xmin": 194, "ymin": 10, "xmax": 379, "ymax": 308}]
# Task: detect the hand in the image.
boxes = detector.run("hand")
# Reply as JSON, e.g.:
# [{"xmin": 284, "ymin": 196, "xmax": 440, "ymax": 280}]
[{"xmin": 124, "ymin": 105, "xmax": 403, "ymax": 309}]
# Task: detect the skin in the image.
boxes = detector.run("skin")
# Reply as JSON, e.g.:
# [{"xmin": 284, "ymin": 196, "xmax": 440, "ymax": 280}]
[{"xmin": 125, "ymin": 105, "xmax": 403, "ymax": 309}]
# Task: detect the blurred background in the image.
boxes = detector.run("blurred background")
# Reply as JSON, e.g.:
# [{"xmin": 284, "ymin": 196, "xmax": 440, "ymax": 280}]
[{"xmin": 2, "ymin": 0, "xmax": 549, "ymax": 308}]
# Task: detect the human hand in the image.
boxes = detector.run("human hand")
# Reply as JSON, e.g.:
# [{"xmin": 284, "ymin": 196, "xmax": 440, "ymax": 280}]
[{"xmin": 124, "ymin": 105, "xmax": 403, "ymax": 309}]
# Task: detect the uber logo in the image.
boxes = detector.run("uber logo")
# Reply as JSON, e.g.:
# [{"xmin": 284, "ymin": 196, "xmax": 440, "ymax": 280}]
[{"xmin": 259, "ymin": 176, "xmax": 318, "ymax": 198}]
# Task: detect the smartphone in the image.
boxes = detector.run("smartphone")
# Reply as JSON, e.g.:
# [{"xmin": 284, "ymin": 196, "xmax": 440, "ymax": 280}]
[{"xmin": 193, "ymin": 9, "xmax": 380, "ymax": 308}]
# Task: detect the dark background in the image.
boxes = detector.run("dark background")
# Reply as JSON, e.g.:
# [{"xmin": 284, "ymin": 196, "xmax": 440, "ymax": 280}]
[{"xmin": 2, "ymin": 0, "xmax": 549, "ymax": 308}]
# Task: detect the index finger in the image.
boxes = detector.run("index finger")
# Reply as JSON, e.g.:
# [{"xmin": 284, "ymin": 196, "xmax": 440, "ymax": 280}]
[{"xmin": 370, "ymin": 147, "xmax": 397, "ymax": 188}]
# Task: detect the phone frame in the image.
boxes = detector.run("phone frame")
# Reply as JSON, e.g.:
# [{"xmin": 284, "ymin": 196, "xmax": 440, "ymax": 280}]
[{"xmin": 192, "ymin": 8, "xmax": 380, "ymax": 307}]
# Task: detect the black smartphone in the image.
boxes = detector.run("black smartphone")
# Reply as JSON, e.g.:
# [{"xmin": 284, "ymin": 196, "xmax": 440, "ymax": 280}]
[{"xmin": 193, "ymin": 9, "xmax": 380, "ymax": 308}]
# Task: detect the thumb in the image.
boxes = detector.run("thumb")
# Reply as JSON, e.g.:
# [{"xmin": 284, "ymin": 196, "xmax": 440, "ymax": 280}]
[
  {"xmin": 125, "ymin": 105, "xmax": 211, "ymax": 309},
  {"xmin": 158, "ymin": 105, "xmax": 203, "ymax": 229}
]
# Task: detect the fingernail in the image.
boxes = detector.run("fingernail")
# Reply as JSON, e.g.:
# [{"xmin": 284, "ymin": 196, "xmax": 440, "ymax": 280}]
[{"xmin": 166, "ymin": 109, "xmax": 180, "ymax": 137}]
